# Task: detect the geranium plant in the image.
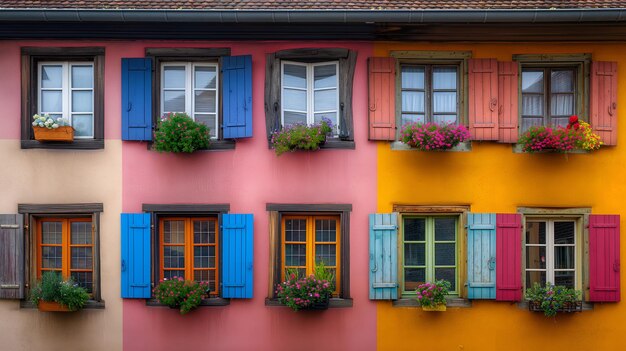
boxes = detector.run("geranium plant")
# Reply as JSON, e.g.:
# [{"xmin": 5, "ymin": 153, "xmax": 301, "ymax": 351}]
[
  {"xmin": 152, "ymin": 276, "xmax": 209, "ymax": 315},
  {"xmin": 519, "ymin": 115, "xmax": 602, "ymax": 153},
  {"xmin": 275, "ymin": 262, "xmax": 335, "ymax": 311},
  {"xmin": 400, "ymin": 123, "xmax": 470, "ymax": 151},
  {"xmin": 415, "ymin": 279, "xmax": 451, "ymax": 309},
  {"xmin": 32, "ymin": 113, "xmax": 70, "ymax": 129},
  {"xmin": 525, "ymin": 283, "xmax": 582, "ymax": 317},
  {"xmin": 153, "ymin": 112, "xmax": 210, "ymax": 153},
  {"xmin": 30, "ymin": 271, "xmax": 90, "ymax": 312},
  {"xmin": 270, "ymin": 118, "xmax": 333, "ymax": 156}
]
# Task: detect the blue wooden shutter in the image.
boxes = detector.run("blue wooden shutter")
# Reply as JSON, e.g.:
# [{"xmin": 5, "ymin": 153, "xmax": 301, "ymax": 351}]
[
  {"xmin": 221, "ymin": 55, "xmax": 253, "ymax": 139},
  {"xmin": 369, "ymin": 213, "xmax": 398, "ymax": 300},
  {"xmin": 121, "ymin": 213, "xmax": 151, "ymax": 298},
  {"xmin": 467, "ymin": 213, "xmax": 496, "ymax": 299},
  {"xmin": 222, "ymin": 214, "xmax": 254, "ymax": 298},
  {"xmin": 122, "ymin": 58, "xmax": 153, "ymax": 141}
]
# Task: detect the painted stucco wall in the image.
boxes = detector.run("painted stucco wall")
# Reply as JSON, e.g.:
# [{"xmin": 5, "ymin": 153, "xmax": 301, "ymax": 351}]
[{"xmin": 374, "ymin": 43, "xmax": 626, "ymax": 351}]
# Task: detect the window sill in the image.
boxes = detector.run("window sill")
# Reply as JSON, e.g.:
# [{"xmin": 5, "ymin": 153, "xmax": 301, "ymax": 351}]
[
  {"xmin": 390, "ymin": 141, "xmax": 472, "ymax": 152},
  {"xmin": 392, "ymin": 297, "xmax": 471, "ymax": 308},
  {"xmin": 21, "ymin": 139, "xmax": 104, "ymax": 150},
  {"xmin": 517, "ymin": 300, "xmax": 594, "ymax": 311},
  {"xmin": 512, "ymin": 144, "xmax": 590, "ymax": 154},
  {"xmin": 146, "ymin": 297, "xmax": 230, "ymax": 307},
  {"xmin": 20, "ymin": 300, "xmax": 106, "ymax": 309},
  {"xmin": 265, "ymin": 297, "xmax": 353, "ymax": 308},
  {"xmin": 146, "ymin": 139, "xmax": 236, "ymax": 151},
  {"xmin": 320, "ymin": 139, "xmax": 355, "ymax": 150}
]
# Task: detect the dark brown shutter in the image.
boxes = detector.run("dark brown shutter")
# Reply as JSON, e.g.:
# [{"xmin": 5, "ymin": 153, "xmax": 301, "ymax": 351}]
[{"xmin": 0, "ymin": 214, "xmax": 24, "ymax": 299}]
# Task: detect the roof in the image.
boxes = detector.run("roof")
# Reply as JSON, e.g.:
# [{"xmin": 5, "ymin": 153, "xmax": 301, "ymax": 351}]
[{"xmin": 2, "ymin": 0, "xmax": 626, "ymax": 10}]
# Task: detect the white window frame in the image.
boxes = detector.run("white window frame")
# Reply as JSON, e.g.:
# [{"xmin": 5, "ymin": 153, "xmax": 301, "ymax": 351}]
[
  {"xmin": 280, "ymin": 60, "xmax": 340, "ymax": 134},
  {"xmin": 38, "ymin": 62, "xmax": 95, "ymax": 139},
  {"xmin": 160, "ymin": 62, "xmax": 219, "ymax": 139}
]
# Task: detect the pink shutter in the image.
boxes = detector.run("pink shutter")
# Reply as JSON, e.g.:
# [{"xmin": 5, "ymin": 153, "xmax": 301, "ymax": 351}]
[
  {"xmin": 590, "ymin": 61, "xmax": 618, "ymax": 146},
  {"xmin": 368, "ymin": 57, "xmax": 396, "ymax": 141},
  {"xmin": 589, "ymin": 214, "xmax": 620, "ymax": 302},
  {"xmin": 498, "ymin": 61, "xmax": 519, "ymax": 143},
  {"xmin": 468, "ymin": 58, "xmax": 499, "ymax": 141},
  {"xmin": 496, "ymin": 213, "xmax": 522, "ymax": 301}
]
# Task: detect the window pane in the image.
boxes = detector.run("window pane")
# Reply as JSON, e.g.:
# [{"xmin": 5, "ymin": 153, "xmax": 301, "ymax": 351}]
[
  {"xmin": 193, "ymin": 220, "xmax": 215, "ymax": 244},
  {"xmin": 71, "ymin": 222, "xmax": 92, "ymax": 244},
  {"xmin": 433, "ymin": 115, "xmax": 457, "ymax": 125},
  {"xmin": 401, "ymin": 66, "xmax": 424, "ymax": 89},
  {"xmin": 164, "ymin": 270, "xmax": 185, "ymax": 280},
  {"xmin": 526, "ymin": 246, "xmax": 546, "ymax": 269},
  {"xmin": 72, "ymin": 91, "xmax": 93, "ymax": 112},
  {"xmin": 314, "ymin": 64, "xmax": 337, "ymax": 89},
  {"xmin": 71, "ymin": 272, "xmax": 93, "ymax": 294},
  {"xmin": 435, "ymin": 268, "xmax": 456, "ymax": 291},
  {"xmin": 555, "ymin": 247, "xmax": 575, "ymax": 269},
  {"xmin": 71, "ymin": 247, "xmax": 93, "ymax": 269},
  {"xmin": 314, "ymin": 89, "xmax": 337, "ymax": 112},
  {"xmin": 194, "ymin": 90, "xmax": 217, "ymax": 113},
  {"xmin": 71, "ymin": 65, "xmax": 93, "ymax": 89},
  {"xmin": 194, "ymin": 247, "xmax": 209, "ymax": 268},
  {"xmin": 42, "ymin": 91, "xmax": 62, "ymax": 112},
  {"xmin": 285, "ymin": 219, "xmax": 307, "ymax": 241},
  {"xmin": 163, "ymin": 246, "xmax": 185, "ymax": 268},
  {"xmin": 163, "ymin": 90, "xmax": 186, "ymax": 112},
  {"xmin": 315, "ymin": 244, "xmax": 336, "ymax": 266},
  {"xmin": 402, "ymin": 91, "xmax": 424, "ymax": 113},
  {"xmin": 195, "ymin": 114, "xmax": 217, "ymax": 138},
  {"xmin": 315, "ymin": 219, "xmax": 337, "ymax": 242},
  {"xmin": 314, "ymin": 112, "xmax": 337, "ymax": 129},
  {"xmin": 404, "ymin": 243, "xmax": 425, "ymax": 266},
  {"xmin": 195, "ymin": 66, "xmax": 216, "ymax": 89},
  {"xmin": 522, "ymin": 95, "xmax": 544, "ymax": 116},
  {"xmin": 42, "ymin": 247, "xmax": 62, "ymax": 269},
  {"xmin": 522, "ymin": 71, "xmax": 544, "ymax": 93},
  {"xmin": 554, "ymin": 222, "xmax": 575, "ymax": 244},
  {"xmin": 550, "ymin": 94, "xmax": 574, "ymax": 116},
  {"xmin": 554, "ymin": 271, "xmax": 575, "ymax": 288},
  {"xmin": 551, "ymin": 116, "xmax": 569, "ymax": 129},
  {"xmin": 404, "ymin": 268, "xmax": 425, "ymax": 291},
  {"xmin": 434, "ymin": 243, "xmax": 455, "ymax": 266},
  {"xmin": 41, "ymin": 65, "xmax": 63, "ymax": 88},
  {"xmin": 42, "ymin": 222, "xmax": 62, "ymax": 244},
  {"xmin": 194, "ymin": 270, "xmax": 210, "ymax": 284},
  {"xmin": 433, "ymin": 92, "xmax": 456, "ymax": 113},
  {"xmin": 283, "ymin": 64, "xmax": 306, "ymax": 88},
  {"xmin": 526, "ymin": 271, "xmax": 546, "ymax": 287},
  {"xmin": 72, "ymin": 114, "xmax": 93, "ymax": 137},
  {"xmin": 283, "ymin": 88, "xmax": 307, "ymax": 111},
  {"xmin": 163, "ymin": 66, "xmax": 186, "ymax": 89},
  {"xmin": 526, "ymin": 222, "xmax": 546, "ymax": 244},
  {"xmin": 404, "ymin": 218, "xmax": 425, "ymax": 242},
  {"xmin": 551, "ymin": 70, "xmax": 574, "ymax": 93},
  {"xmin": 433, "ymin": 67, "xmax": 457, "ymax": 89},
  {"xmin": 163, "ymin": 220, "xmax": 185, "ymax": 244},
  {"xmin": 284, "ymin": 111, "xmax": 307, "ymax": 126},
  {"xmin": 285, "ymin": 244, "xmax": 306, "ymax": 266},
  {"xmin": 521, "ymin": 117, "xmax": 544, "ymax": 133},
  {"xmin": 401, "ymin": 114, "xmax": 424, "ymax": 125},
  {"xmin": 435, "ymin": 218, "xmax": 456, "ymax": 241}
]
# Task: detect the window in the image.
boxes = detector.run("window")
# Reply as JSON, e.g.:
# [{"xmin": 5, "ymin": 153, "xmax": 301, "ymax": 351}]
[
  {"xmin": 21, "ymin": 47, "xmax": 104, "ymax": 149},
  {"xmin": 400, "ymin": 65, "xmax": 459, "ymax": 126},
  {"xmin": 521, "ymin": 68, "xmax": 577, "ymax": 132}
]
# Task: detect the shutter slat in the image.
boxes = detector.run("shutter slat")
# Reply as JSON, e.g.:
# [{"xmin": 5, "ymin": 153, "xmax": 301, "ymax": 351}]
[
  {"xmin": 121, "ymin": 213, "xmax": 151, "ymax": 298},
  {"xmin": 122, "ymin": 58, "xmax": 153, "ymax": 141},
  {"xmin": 222, "ymin": 214, "xmax": 253, "ymax": 298},
  {"xmin": 0, "ymin": 214, "xmax": 24, "ymax": 299},
  {"xmin": 498, "ymin": 61, "xmax": 519, "ymax": 143},
  {"xmin": 589, "ymin": 214, "xmax": 620, "ymax": 302},
  {"xmin": 496, "ymin": 213, "xmax": 522, "ymax": 301},
  {"xmin": 368, "ymin": 57, "xmax": 396, "ymax": 141},
  {"xmin": 467, "ymin": 213, "xmax": 496, "ymax": 299},
  {"xmin": 369, "ymin": 213, "xmax": 398, "ymax": 300},
  {"xmin": 469, "ymin": 58, "xmax": 499, "ymax": 141},
  {"xmin": 590, "ymin": 61, "xmax": 618, "ymax": 146},
  {"xmin": 222, "ymin": 55, "xmax": 253, "ymax": 139}
]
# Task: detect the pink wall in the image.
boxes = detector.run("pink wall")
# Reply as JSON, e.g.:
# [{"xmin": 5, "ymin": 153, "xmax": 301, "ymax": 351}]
[{"xmin": 121, "ymin": 41, "xmax": 377, "ymax": 351}]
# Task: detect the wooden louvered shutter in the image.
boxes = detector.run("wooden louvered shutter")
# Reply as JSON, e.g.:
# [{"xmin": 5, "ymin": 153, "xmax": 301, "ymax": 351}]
[
  {"xmin": 368, "ymin": 57, "xmax": 397, "ymax": 141},
  {"xmin": 590, "ymin": 61, "xmax": 618, "ymax": 146},
  {"xmin": 369, "ymin": 213, "xmax": 398, "ymax": 300},
  {"xmin": 496, "ymin": 213, "xmax": 522, "ymax": 301},
  {"xmin": 468, "ymin": 58, "xmax": 499, "ymax": 141},
  {"xmin": 467, "ymin": 213, "xmax": 496, "ymax": 299},
  {"xmin": 222, "ymin": 214, "xmax": 254, "ymax": 298}
]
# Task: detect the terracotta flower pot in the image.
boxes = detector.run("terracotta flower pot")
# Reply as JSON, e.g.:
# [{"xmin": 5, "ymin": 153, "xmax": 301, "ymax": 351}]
[
  {"xmin": 33, "ymin": 126, "xmax": 74, "ymax": 142},
  {"xmin": 37, "ymin": 301, "xmax": 71, "ymax": 312}
]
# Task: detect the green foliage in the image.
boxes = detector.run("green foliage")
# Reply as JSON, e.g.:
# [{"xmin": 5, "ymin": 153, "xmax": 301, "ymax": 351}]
[
  {"xmin": 415, "ymin": 280, "xmax": 451, "ymax": 307},
  {"xmin": 276, "ymin": 263, "xmax": 335, "ymax": 311},
  {"xmin": 525, "ymin": 283, "xmax": 581, "ymax": 317},
  {"xmin": 270, "ymin": 119, "xmax": 333, "ymax": 156},
  {"xmin": 152, "ymin": 277, "xmax": 209, "ymax": 315},
  {"xmin": 30, "ymin": 272, "xmax": 90, "ymax": 311},
  {"xmin": 153, "ymin": 112, "xmax": 210, "ymax": 153}
]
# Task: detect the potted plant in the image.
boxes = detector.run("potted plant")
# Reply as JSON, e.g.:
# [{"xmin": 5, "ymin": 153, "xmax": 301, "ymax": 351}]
[
  {"xmin": 32, "ymin": 114, "xmax": 74, "ymax": 142},
  {"xmin": 152, "ymin": 276, "xmax": 209, "ymax": 315},
  {"xmin": 30, "ymin": 272, "xmax": 89, "ymax": 312},
  {"xmin": 400, "ymin": 123, "xmax": 470, "ymax": 151},
  {"xmin": 415, "ymin": 279, "xmax": 451, "ymax": 311},
  {"xmin": 275, "ymin": 262, "xmax": 335, "ymax": 311},
  {"xmin": 270, "ymin": 118, "xmax": 333, "ymax": 156},
  {"xmin": 525, "ymin": 283, "xmax": 582, "ymax": 317},
  {"xmin": 153, "ymin": 112, "xmax": 211, "ymax": 153},
  {"xmin": 519, "ymin": 115, "xmax": 602, "ymax": 153}
]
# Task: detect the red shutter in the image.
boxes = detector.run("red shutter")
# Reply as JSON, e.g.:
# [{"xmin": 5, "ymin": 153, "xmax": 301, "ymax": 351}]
[
  {"xmin": 468, "ymin": 58, "xmax": 499, "ymax": 141},
  {"xmin": 498, "ymin": 61, "xmax": 519, "ymax": 143},
  {"xmin": 590, "ymin": 61, "xmax": 618, "ymax": 146},
  {"xmin": 589, "ymin": 214, "xmax": 620, "ymax": 302},
  {"xmin": 368, "ymin": 57, "xmax": 396, "ymax": 141},
  {"xmin": 496, "ymin": 213, "xmax": 522, "ymax": 301}
]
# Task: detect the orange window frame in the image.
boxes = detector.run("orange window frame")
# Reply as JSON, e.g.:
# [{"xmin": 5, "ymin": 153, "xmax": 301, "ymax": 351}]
[
  {"xmin": 159, "ymin": 217, "xmax": 219, "ymax": 296},
  {"xmin": 281, "ymin": 215, "xmax": 341, "ymax": 295},
  {"xmin": 36, "ymin": 217, "xmax": 94, "ymax": 285}
]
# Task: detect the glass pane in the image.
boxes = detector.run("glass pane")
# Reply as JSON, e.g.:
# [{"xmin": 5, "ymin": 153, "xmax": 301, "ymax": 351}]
[
  {"xmin": 555, "ymin": 247, "xmax": 575, "ymax": 269},
  {"xmin": 526, "ymin": 222, "xmax": 546, "ymax": 244},
  {"xmin": 285, "ymin": 268, "xmax": 306, "ymax": 280},
  {"xmin": 42, "ymin": 247, "xmax": 62, "ymax": 269},
  {"xmin": 315, "ymin": 244, "xmax": 336, "ymax": 266},
  {"xmin": 164, "ymin": 270, "xmax": 185, "ymax": 281},
  {"xmin": 522, "ymin": 95, "xmax": 544, "ymax": 116},
  {"xmin": 194, "ymin": 270, "xmax": 210, "ymax": 284},
  {"xmin": 434, "ymin": 218, "xmax": 456, "ymax": 241},
  {"xmin": 71, "ymin": 272, "xmax": 93, "ymax": 294},
  {"xmin": 41, "ymin": 65, "xmax": 62, "ymax": 88},
  {"xmin": 521, "ymin": 117, "xmax": 544, "ymax": 133},
  {"xmin": 163, "ymin": 220, "xmax": 185, "ymax": 244},
  {"xmin": 401, "ymin": 114, "xmax": 424, "ymax": 125},
  {"xmin": 314, "ymin": 64, "xmax": 337, "ymax": 89},
  {"xmin": 71, "ymin": 247, "xmax": 93, "ymax": 269},
  {"xmin": 285, "ymin": 244, "xmax": 306, "ymax": 266},
  {"xmin": 193, "ymin": 220, "xmax": 215, "ymax": 244},
  {"xmin": 314, "ymin": 112, "xmax": 337, "ymax": 129},
  {"xmin": 434, "ymin": 243, "xmax": 456, "ymax": 266},
  {"xmin": 315, "ymin": 219, "xmax": 337, "ymax": 242},
  {"xmin": 72, "ymin": 114, "xmax": 93, "ymax": 137},
  {"xmin": 163, "ymin": 90, "xmax": 186, "ymax": 112},
  {"xmin": 42, "ymin": 222, "xmax": 62, "ymax": 244},
  {"xmin": 404, "ymin": 218, "xmax": 425, "ymax": 242},
  {"xmin": 195, "ymin": 66, "xmax": 216, "ymax": 89},
  {"xmin": 554, "ymin": 222, "xmax": 575, "ymax": 244},
  {"xmin": 284, "ymin": 111, "xmax": 307, "ymax": 126},
  {"xmin": 283, "ymin": 88, "xmax": 307, "ymax": 111},
  {"xmin": 552, "ymin": 116, "xmax": 569, "ymax": 129},
  {"xmin": 285, "ymin": 219, "xmax": 307, "ymax": 242},
  {"xmin": 72, "ymin": 91, "xmax": 93, "ymax": 112},
  {"xmin": 522, "ymin": 71, "xmax": 544, "ymax": 93},
  {"xmin": 435, "ymin": 268, "xmax": 456, "ymax": 291},
  {"xmin": 433, "ymin": 67, "xmax": 457, "ymax": 89},
  {"xmin": 208, "ymin": 270, "xmax": 217, "ymax": 293},
  {"xmin": 283, "ymin": 64, "xmax": 306, "ymax": 88},
  {"xmin": 402, "ymin": 91, "xmax": 424, "ymax": 113},
  {"xmin": 163, "ymin": 246, "xmax": 185, "ymax": 268},
  {"xmin": 42, "ymin": 91, "xmax": 62, "ymax": 112},
  {"xmin": 401, "ymin": 66, "xmax": 424, "ymax": 89},
  {"xmin": 404, "ymin": 268, "xmax": 425, "ymax": 291},
  {"xmin": 554, "ymin": 271, "xmax": 575, "ymax": 288},
  {"xmin": 194, "ymin": 90, "xmax": 216, "ymax": 113},
  {"xmin": 550, "ymin": 94, "xmax": 574, "ymax": 116},
  {"xmin": 71, "ymin": 65, "xmax": 93, "ymax": 88},
  {"xmin": 195, "ymin": 114, "xmax": 217, "ymax": 138},
  {"xmin": 194, "ymin": 247, "xmax": 209, "ymax": 268},
  {"xmin": 163, "ymin": 66, "xmax": 186, "ymax": 89},
  {"xmin": 71, "ymin": 222, "xmax": 92, "ymax": 244},
  {"xmin": 404, "ymin": 243, "xmax": 425, "ymax": 266},
  {"xmin": 526, "ymin": 271, "xmax": 546, "ymax": 287},
  {"xmin": 526, "ymin": 246, "xmax": 546, "ymax": 269},
  {"xmin": 209, "ymin": 246, "xmax": 216, "ymax": 267},
  {"xmin": 434, "ymin": 115, "xmax": 457, "ymax": 125},
  {"xmin": 551, "ymin": 70, "xmax": 574, "ymax": 93},
  {"xmin": 314, "ymin": 89, "xmax": 337, "ymax": 112},
  {"xmin": 433, "ymin": 92, "xmax": 456, "ymax": 113}
]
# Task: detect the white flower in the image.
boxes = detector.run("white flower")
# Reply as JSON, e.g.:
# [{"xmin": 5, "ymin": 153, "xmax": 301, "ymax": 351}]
[
  {"xmin": 52, "ymin": 123, "xmax": 59, "ymax": 129},
  {"xmin": 38, "ymin": 122, "xmax": 44, "ymax": 127},
  {"xmin": 32, "ymin": 121, "xmax": 38, "ymax": 126}
]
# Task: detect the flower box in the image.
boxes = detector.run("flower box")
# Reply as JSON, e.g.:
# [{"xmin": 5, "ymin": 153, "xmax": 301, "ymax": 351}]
[
  {"xmin": 528, "ymin": 300, "xmax": 582, "ymax": 314},
  {"xmin": 302, "ymin": 298, "xmax": 330, "ymax": 311},
  {"xmin": 37, "ymin": 301, "xmax": 71, "ymax": 312},
  {"xmin": 33, "ymin": 126, "xmax": 74, "ymax": 142},
  {"xmin": 270, "ymin": 119, "xmax": 333, "ymax": 156},
  {"xmin": 422, "ymin": 304, "xmax": 447, "ymax": 312},
  {"xmin": 400, "ymin": 123, "xmax": 470, "ymax": 151}
]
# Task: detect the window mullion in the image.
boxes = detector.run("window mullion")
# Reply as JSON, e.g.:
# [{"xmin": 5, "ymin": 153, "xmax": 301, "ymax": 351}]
[
  {"xmin": 185, "ymin": 218, "xmax": 193, "ymax": 280},
  {"xmin": 62, "ymin": 219, "xmax": 70, "ymax": 280},
  {"xmin": 547, "ymin": 220, "xmax": 554, "ymax": 285},
  {"xmin": 307, "ymin": 65, "xmax": 314, "ymax": 125},
  {"xmin": 307, "ymin": 216, "xmax": 314, "ymax": 276},
  {"xmin": 426, "ymin": 217, "xmax": 434, "ymax": 282},
  {"xmin": 63, "ymin": 63, "xmax": 70, "ymax": 123},
  {"xmin": 426, "ymin": 66, "xmax": 433, "ymax": 123},
  {"xmin": 186, "ymin": 63, "xmax": 193, "ymax": 119}
]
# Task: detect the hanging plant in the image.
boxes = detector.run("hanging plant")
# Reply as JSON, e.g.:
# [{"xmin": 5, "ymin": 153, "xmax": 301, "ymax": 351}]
[{"xmin": 153, "ymin": 112, "xmax": 210, "ymax": 153}]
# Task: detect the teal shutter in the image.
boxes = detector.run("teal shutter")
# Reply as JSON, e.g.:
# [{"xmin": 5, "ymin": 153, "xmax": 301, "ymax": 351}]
[
  {"xmin": 222, "ymin": 214, "xmax": 254, "ymax": 298},
  {"xmin": 122, "ymin": 58, "xmax": 153, "ymax": 141},
  {"xmin": 467, "ymin": 213, "xmax": 496, "ymax": 299},
  {"xmin": 369, "ymin": 213, "xmax": 398, "ymax": 300},
  {"xmin": 121, "ymin": 213, "xmax": 151, "ymax": 298},
  {"xmin": 221, "ymin": 55, "xmax": 253, "ymax": 139}
]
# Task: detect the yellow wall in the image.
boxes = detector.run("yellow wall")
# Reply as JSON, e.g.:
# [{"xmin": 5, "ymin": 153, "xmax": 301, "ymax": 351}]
[{"xmin": 375, "ymin": 43, "xmax": 626, "ymax": 351}]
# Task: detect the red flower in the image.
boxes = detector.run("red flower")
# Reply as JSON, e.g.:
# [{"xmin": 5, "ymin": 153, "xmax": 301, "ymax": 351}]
[{"xmin": 569, "ymin": 115, "xmax": 579, "ymax": 124}]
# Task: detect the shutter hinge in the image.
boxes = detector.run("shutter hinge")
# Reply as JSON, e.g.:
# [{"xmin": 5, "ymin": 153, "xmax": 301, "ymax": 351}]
[
  {"xmin": 0, "ymin": 224, "xmax": 19, "ymax": 229},
  {"xmin": 0, "ymin": 284, "xmax": 20, "ymax": 289}
]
